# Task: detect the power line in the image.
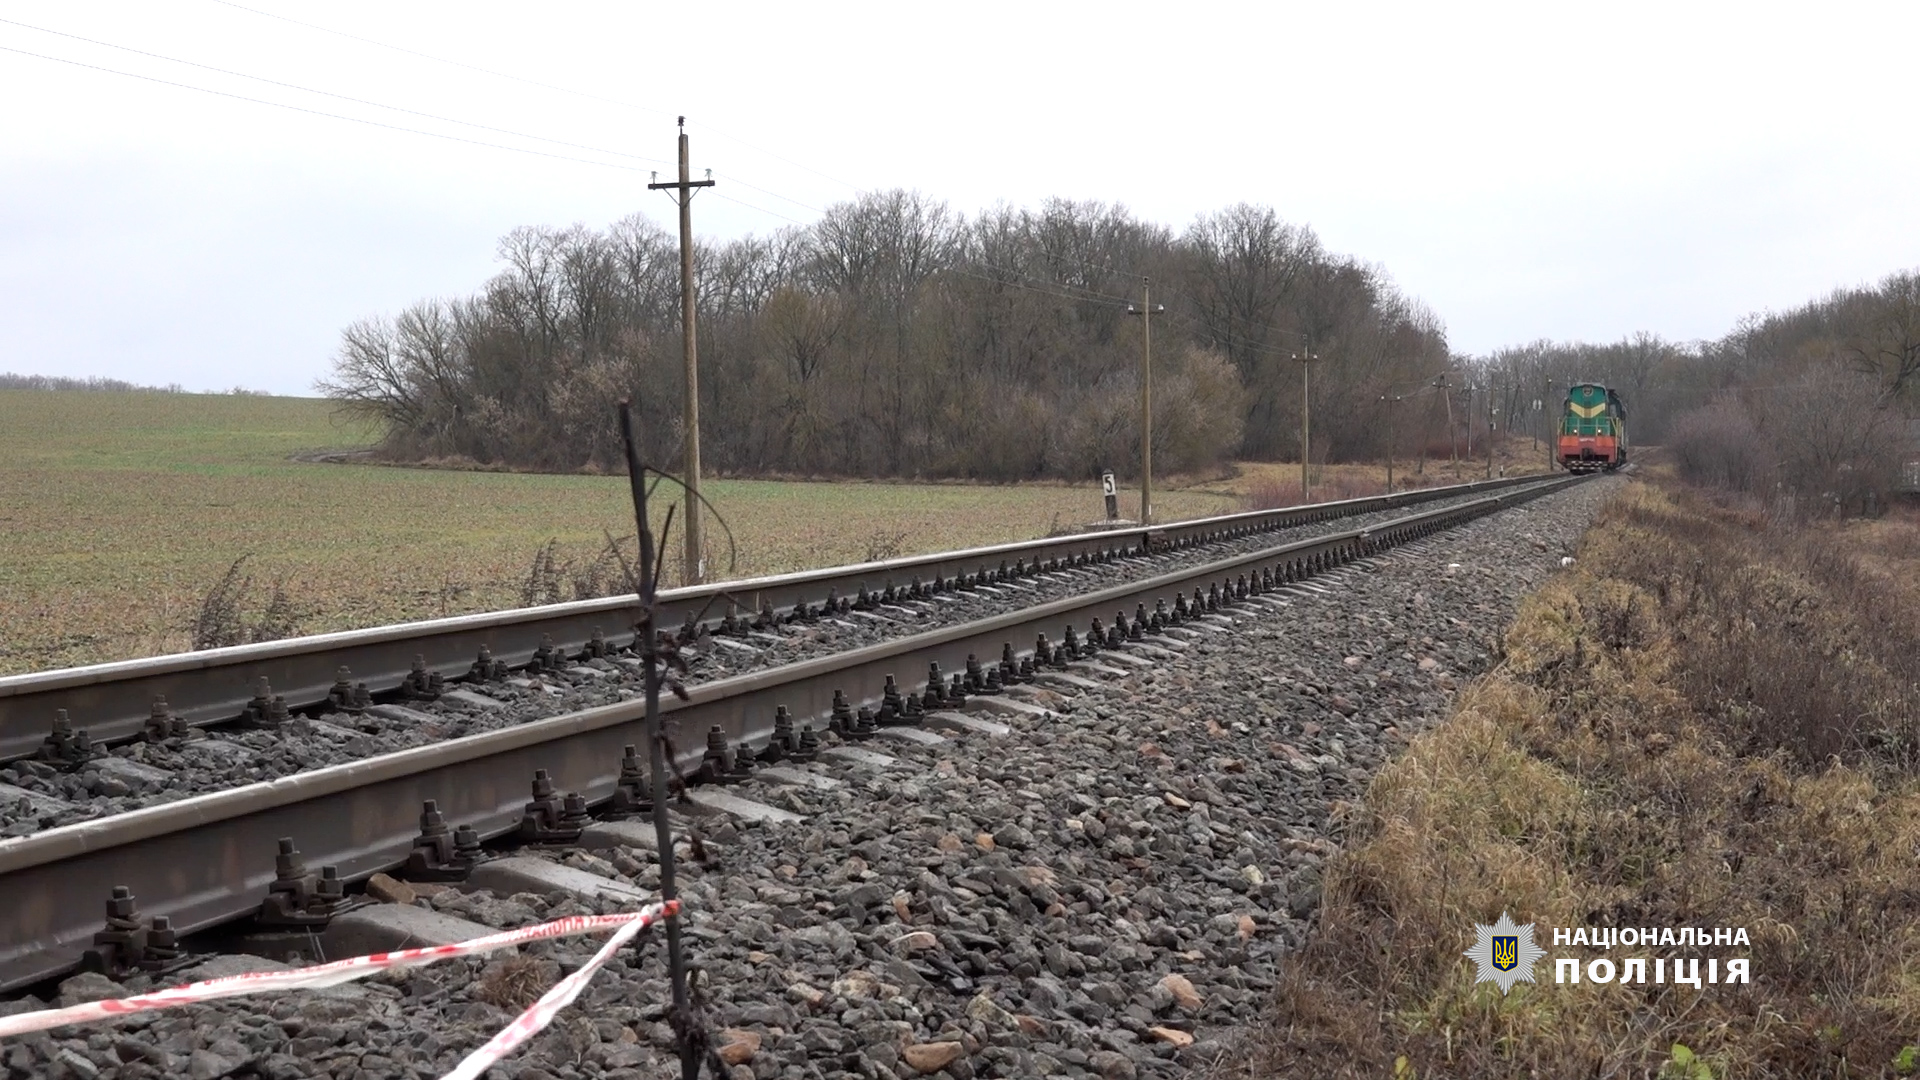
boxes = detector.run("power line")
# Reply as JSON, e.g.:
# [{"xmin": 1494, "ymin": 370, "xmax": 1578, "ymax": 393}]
[
  {"xmin": 1159, "ymin": 311, "xmax": 1307, "ymax": 359},
  {"xmin": 0, "ymin": 16, "xmax": 671, "ymax": 168},
  {"xmin": 70, "ymin": 3, "xmax": 1155, "ymax": 302},
  {"xmin": 1172, "ymin": 301, "xmax": 1309, "ymax": 344},
  {"xmin": 709, "ymin": 190, "xmax": 816, "ymax": 228},
  {"xmin": 690, "ymin": 123, "xmax": 863, "ymax": 197},
  {"xmin": 0, "ymin": 42, "xmax": 652, "ymax": 173},
  {"xmin": 671, "ymin": 174, "xmax": 1389, "ymax": 354},
  {"xmin": 0, "ymin": 25, "xmax": 1108, "ymax": 282},
  {"xmin": 985, "ymin": 267, "xmax": 1137, "ymax": 306},
  {"xmin": 21, "ymin": 11, "xmax": 1304, "ymax": 326},
  {"xmin": 208, "ymin": 0, "xmax": 676, "ymax": 121},
  {"xmin": 712, "ymin": 175, "xmax": 832, "ymax": 220},
  {"xmin": 648, "ymin": 181, "xmax": 1131, "ymax": 313},
  {"xmin": 42, "ymin": 2, "xmax": 1391, "ymax": 350},
  {"xmin": 990, "ymin": 257, "xmax": 1142, "ymax": 304},
  {"xmin": 4, "ymin": 16, "xmax": 828, "ymax": 214},
  {"xmin": 209, "ymin": 0, "xmax": 865, "ymax": 195},
  {"xmin": 706, "ymin": 184, "xmax": 1139, "ymax": 307},
  {"xmin": 937, "ymin": 264, "xmax": 1133, "ymax": 308}
]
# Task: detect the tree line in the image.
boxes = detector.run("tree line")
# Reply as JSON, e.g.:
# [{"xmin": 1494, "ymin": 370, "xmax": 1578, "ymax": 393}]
[
  {"xmin": 0, "ymin": 373, "xmax": 186, "ymax": 393},
  {"xmin": 321, "ymin": 194, "xmax": 1453, "ymax": 481},
  {"xmin": 1459, "ymin": 269, "xmax": 1920, "ymax": 513}
]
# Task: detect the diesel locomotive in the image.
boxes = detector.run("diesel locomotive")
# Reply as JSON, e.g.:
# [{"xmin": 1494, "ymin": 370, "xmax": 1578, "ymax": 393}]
[{"xmin": 1557, "ymin": 383, "xmax": 1627, "ymax": 472}]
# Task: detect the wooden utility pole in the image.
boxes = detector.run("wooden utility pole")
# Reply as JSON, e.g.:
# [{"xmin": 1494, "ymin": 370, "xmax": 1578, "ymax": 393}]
[
  {"xmin": 1381, "ymin": 394, "xmax": 1399, "ymax": 491},
  {"xmin": 1126, "ymin": 279, "xmax": 1164, "ymax": 524},
  {"xmin": 647, "ymin": 117, "xmax": 715, "ymax": 585},
  {"xmin": 1294, "ymin": 349, "xmax": 1318, "ymax": 500},
  {"xmin": 1545, "ymin": 377, "xmax": 1558, "ymax": 471},
  {"xmin": 1463, "ymin": 384, "xmax": 1474, "ymax": 459},
  {"xmin": 1486, "ymin": 387, "xmax": 1497, "ymax": 479},
  {"xmin": 1422, "ymin": 375, "xmax": 1443, "ymax": 475}
]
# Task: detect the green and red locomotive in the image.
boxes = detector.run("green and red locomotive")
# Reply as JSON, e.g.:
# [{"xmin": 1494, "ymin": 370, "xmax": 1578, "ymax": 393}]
[{"xmin": 1557, "ymin": 383, "xmax": 1627, "ymax": 472}]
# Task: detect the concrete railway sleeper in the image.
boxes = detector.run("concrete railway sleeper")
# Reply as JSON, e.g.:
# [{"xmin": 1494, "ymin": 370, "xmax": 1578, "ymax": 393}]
[{"xmin": 0, "ymin": 475, "xmax": 1585, "ymax": 995}]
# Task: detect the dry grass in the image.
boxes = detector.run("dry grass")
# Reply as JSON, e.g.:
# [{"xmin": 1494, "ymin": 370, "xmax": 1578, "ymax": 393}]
[
  {"xmin": 473, "ymin": 954, "xmax": 559, "ymax": 1010},
  {"xmin": 1230, "ymin": 479, "xmax": 1920, "ymax": 1079},
  {"xmin": 1188, "ymin": 433, "xmax": 1556, "ymax": 509},
  {"xmin": 0, "ymin": 390, "xmax": 1239, "ymax": 675}
]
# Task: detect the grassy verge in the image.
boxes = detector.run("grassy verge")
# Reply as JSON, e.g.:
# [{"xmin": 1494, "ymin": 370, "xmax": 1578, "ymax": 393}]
[{"xmin": 1233, "ymin": 476, "xmax": 1920, "ymax": 1078}]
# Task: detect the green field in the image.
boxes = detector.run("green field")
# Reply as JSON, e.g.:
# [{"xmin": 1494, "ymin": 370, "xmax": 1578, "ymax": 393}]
[{"xmin": 0, "ymin": 391, "xmax": 1240, "ymax": 675}]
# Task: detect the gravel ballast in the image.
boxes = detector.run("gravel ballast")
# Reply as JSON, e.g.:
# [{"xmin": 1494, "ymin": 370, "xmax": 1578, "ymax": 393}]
[{"xmin": 1, "ymin": 477, "xmax": 1618, "ymax": 1080}]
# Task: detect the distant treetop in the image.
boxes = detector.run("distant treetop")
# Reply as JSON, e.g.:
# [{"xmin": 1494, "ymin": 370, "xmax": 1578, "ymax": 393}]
[{"xmin": 0, "ymin": 373, "xmax": 188, "ymax": 393}]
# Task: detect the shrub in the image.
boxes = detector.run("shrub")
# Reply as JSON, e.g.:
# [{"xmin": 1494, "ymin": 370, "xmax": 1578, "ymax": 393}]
[{"xmin": 1669, "ymin": 397, "xmax": 1773, "ymax": 492}]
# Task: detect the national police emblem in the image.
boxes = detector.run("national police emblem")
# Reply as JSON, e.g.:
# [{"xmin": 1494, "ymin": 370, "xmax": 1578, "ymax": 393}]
[{"xmin": 1464, "ymin": 912, "xmax": 1543, "ymax": 994}]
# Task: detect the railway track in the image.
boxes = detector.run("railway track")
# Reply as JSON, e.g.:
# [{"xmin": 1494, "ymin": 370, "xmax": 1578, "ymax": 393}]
[
  {"xmin": 0, "ymin": 478, "xmax": 1566, "ymax": 838},
  {"xmin": 0, "ymin": 474, "xmax": 1547, "ymax": 766},
  {"xmin": 0, "ymin": 473, "xmax": 1585, "ymax": 996}
]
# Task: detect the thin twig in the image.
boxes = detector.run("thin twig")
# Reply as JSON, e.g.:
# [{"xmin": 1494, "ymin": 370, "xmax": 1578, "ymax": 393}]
[{"xmin": 641, "ymin": 466, "xmax": 742, "ymax": 578}]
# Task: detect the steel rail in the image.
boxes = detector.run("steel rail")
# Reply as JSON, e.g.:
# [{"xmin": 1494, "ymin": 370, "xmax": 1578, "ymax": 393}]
[
  {"xmin": 0, "ymin": 474, "xmax": 1584, "ymax": 991},
  {"xmin": 0, "ymin": 474, "xmax": 1552, "ymax": 763}
]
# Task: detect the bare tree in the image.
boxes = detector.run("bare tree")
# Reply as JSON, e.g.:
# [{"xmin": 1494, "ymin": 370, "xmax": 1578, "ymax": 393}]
[
  {"xmin": 320, "ymin": 194, "xmax": 1457, "ymax": 480},
  {"xmin": 1757, "ymin": 367, "xmax": 1902, "ymax": 511},
  {"xmin": 1846, "ymin": 270, "xmax": 1920, "ymax": 399},
  {"xmin": 317, "ymin": 315, "xmax": 420, "ymax": 429}
]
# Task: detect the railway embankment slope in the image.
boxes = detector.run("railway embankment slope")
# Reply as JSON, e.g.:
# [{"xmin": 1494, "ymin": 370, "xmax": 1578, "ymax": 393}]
[{"xmin": 1229, "ymin": 477, "xmax": 1920, "ymax": 1079}]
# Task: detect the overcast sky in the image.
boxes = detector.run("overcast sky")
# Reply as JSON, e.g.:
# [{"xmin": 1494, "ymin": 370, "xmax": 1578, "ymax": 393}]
[{"xmin": 3, "ymin": 1, "xmax": 1915, "ymax": 395}]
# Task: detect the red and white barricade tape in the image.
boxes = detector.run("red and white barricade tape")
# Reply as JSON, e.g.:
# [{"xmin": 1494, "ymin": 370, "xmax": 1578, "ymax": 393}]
[
  {"xmin": 439, "ymin": 899, "xmax": 668, "ymax": 1080},
  {"xmin": 0, "ymin": 901, "xmax": 680, "ymax": 1057}
]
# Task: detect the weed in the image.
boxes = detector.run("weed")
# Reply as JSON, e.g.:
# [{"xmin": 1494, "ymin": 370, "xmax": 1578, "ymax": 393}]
[
  {"xmin": 252, "ymin": 579, "xmax": 299, "ymax": 642},
  {"xmin": 189, "ymin": 555, "xmax": 302, "ymax": 649},
  {"xmin": 190, "ymin": 556, "xmax": 252, "ymax": 650},
  {"xmin": 434, "ymin": 573, "xmax": 473, "ymax": 618},
  {"xmin": 519, "ymin": 539, "xmax": 564, "ymax": 608},
  {"xmin": 520, "ymin": 535, "xmax": 636, "ymax": 608},
  {"xmin": 1661, "ymin": 1044, "xmax": 1715, "ymax": 1080},
  {"xmin": 575, "ymin": 534, "xmax": 633, "ymax": 598},
  {"xmin": 862, "ymin": 529, "xmax": 909, "ymax": 563}
]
